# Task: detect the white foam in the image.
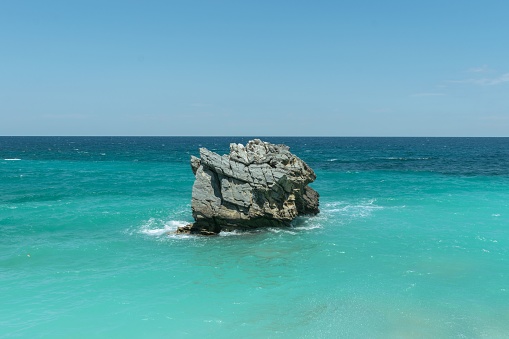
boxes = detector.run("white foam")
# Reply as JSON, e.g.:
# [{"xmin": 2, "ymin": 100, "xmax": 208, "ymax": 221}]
[
  {"xmin": 322, "ymin": 199, "xmax": 383, "ymax": 219},
  {"xmin": 139, "ymin": 219, "xmax": 189, "ymax": 237},
  {"xmin": 293, "ymin": 223, "xmax": 322, "ymax": 231},
  {"xmin": 219, "ymin": 230, "xmax": 245, "ymax": 236},
  {"xmin": 141, "ymin": 225, "xmax": 174, "ymax": 236},
  {"xmin": 4, "ymin": 158, "xmax": 21, "ymax": 161},
  {"xmin": 137, "ymin": 212, "xmax": 326, "ymax": 238},
  {"xmin": 385, "ymin": 157, "xmax": 430, "ymax": 160},
  {"xmin": 268, "ymin": 228, "xmax": 297, "ymax": 235},
  {"xmin": 290, "ymin": 216, "xmax": 323, "ymax": 231}
]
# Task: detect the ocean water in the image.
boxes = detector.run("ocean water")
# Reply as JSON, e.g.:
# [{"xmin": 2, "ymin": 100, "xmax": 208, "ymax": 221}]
[{"xmin": 1, "ymin": 137, "xmax": 508, "ymax": 338}]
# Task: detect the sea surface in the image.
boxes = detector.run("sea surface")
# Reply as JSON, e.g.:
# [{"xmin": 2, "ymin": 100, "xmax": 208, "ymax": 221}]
[{"xmin": 1, "ymin": 137, "xmax": 508, "ymax": 338}]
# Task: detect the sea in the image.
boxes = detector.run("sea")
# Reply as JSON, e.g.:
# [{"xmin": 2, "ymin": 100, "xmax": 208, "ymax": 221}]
[{"xmin": 1, "ymin": 136, "xmax": 508, "ymax": 338}]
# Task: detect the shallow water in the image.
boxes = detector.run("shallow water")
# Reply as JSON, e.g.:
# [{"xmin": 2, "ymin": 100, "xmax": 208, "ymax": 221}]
[{"xmin": 1, "ymin": 137, "xmax": 508, "ymax": 337}]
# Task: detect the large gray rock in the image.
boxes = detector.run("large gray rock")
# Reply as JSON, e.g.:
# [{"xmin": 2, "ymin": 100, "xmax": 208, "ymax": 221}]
[{"xmin": 179, "ymin": 139, "xmax": 319, "ymax": 235}]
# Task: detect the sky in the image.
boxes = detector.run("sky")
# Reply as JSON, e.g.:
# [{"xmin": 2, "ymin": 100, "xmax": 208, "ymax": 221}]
[{"xmin": 1, "ymin": 0, "xmax": 508, "ymax": 136}]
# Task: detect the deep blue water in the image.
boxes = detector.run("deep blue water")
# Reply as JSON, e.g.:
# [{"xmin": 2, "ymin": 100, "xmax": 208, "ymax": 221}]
[{"xmin": 1, "ymin": 137, "xmax": 509, "ymax": 337}]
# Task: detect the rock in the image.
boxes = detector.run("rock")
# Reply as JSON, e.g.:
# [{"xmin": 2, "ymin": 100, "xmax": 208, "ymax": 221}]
[
  {"xmin": 190, "ymin": 156, "xmax": 201, "ymax": 175},
  {"xmin": 175, "ymin": 224, "xmax": 217, "ymax": 236},
  {"xmin": 178, "ymin": 139, "xmax": 319, "ymax": 235}
]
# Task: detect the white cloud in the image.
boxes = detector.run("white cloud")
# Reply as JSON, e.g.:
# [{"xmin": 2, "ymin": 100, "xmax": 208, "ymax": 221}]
[
  {"xmin": 450, "ymin": 72, "xmax": 509, "ymax": 86},
  {"xmin": 468, "ymin": 65, "xmax": 490, "ymax": 73},
  {"xmin": 486, "ymin": 73, "xmax": 509, "ymax": 85}
]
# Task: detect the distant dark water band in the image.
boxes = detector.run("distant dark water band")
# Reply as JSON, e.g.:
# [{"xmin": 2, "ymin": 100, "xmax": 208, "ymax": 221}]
[{"xmin": 1, "ymin": 136, "xmax": 508, "ymax": 176}]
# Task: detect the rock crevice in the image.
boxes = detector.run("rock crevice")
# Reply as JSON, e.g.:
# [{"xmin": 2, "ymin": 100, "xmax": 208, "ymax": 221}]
[{"xmin": 180, "ymin": 139, "xmax": 319, "ymax": 235}]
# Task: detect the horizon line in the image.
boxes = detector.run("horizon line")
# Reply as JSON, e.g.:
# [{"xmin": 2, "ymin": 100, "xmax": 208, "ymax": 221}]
[{"xmin": 1, "ymin": 135, "xmax": 508, "ymax": 138}]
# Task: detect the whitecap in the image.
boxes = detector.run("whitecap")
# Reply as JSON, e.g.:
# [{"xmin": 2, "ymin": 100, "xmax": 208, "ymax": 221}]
[
  {"xmin": 293, "ymin": 223, "xmax": 322, "ymax": 231},
  {"xmin": 139, "ymin": 219, "xmax": 189, "ymax": 237},
  {"xmin": 290, "ymin": 216, "xmax": 323, "ymax": 231},
  {"xmin": 4, "ymin": 158, "xmax": 21, "ymax": 161},
  {"xmin": 322, "ymin": 199, "xmax": 384, "ymax": 219},
  {"xmin": 140, "ymin": 227, "xmax": 172, "ymax": 236},
  {"xmin": 268, "ymin": 228, "xmax": 297, "ymax": 235},
  {"xmin": 219, "ymin": 230, "xmax": 245, "ymax": 236},
  {"xmin": 384, "ymin": 157, "xmax": 430, "ymax": 161}
]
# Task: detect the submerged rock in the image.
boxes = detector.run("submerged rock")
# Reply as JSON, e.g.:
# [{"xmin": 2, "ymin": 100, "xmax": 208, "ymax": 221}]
[{"xmin": 178, "ymin": 139, "xmax": 319, "ymax": 235}]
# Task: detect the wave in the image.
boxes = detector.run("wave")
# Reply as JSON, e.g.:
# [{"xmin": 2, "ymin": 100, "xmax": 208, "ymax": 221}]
[
  {"xmin": 382, "ymin": 157, "xmax": 431, "ymax": 161},
  {"xmin": 135, "ymin": 216, "xmax": 324, "ymax": 239},
  {"xmin": 293, "ymin": 223, "xmax": 322, "ymax": 231},
  {"xmin": 139, "ymin": 219, "xmax": 189, "ymax": 237},
  {"xmin": 4, "ymin": 158, "xmax": 21, "ymax": 161},
  {"xmin": 136, "ymin": 200, "xmax": 384, "ymax": 239},
  {"xmin": 219, "ymin": 230, "xmax": 245, "ymax": 237},
  {"xmin": 322, "ymin": 199, "xmax": 384, "ymax": 219},
  {"xmin": 135, "ymin": 200, "xmax": 381, "ymax": 239},
  {"xmin": 267, "ymin": 228, "xmax": 297, "ymax": 235}
]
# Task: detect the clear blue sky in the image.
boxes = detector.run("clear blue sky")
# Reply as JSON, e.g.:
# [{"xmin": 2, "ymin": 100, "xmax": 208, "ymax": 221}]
[{"xmin": 1, "ymin": 0, "xmax": 508, "ymax": 136}]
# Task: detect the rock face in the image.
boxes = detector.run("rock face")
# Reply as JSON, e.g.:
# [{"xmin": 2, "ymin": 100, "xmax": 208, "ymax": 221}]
[{"xmin": 180, "ymin": 139, "xmax": 319, "ymax": 235}]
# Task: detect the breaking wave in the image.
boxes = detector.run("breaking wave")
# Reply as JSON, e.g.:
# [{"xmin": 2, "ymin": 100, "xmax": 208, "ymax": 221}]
[
  {"xmin": 321, "ymin": 199, "xmax": 384, "ymax": 220},
  {"xmin": 139, "ymin": 219, "xmax": 189, "ymax": 237},
  {"xmin": 135, "ymin": 199, "xmax": 385, "ymax": 239}
]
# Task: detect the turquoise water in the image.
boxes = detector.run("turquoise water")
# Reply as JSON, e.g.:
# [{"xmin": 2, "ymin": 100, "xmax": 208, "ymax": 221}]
[{"xmin": 1, "ymin": 137, "xmax": 509, "ymax": 338}]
